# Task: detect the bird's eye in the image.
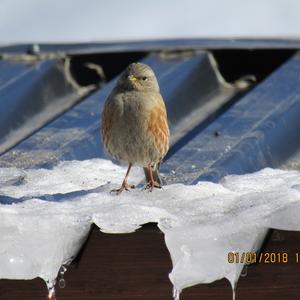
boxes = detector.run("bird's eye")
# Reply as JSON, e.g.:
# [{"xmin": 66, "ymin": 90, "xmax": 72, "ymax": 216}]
[{"xmin": 142, "ymin": 76, "xmax": 147, "ymax": 81}]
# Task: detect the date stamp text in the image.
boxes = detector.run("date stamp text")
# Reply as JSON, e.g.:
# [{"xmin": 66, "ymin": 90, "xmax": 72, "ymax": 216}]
[{"xmin": 227, "ymin": 252, "xmax": 300, "ymax": 264}]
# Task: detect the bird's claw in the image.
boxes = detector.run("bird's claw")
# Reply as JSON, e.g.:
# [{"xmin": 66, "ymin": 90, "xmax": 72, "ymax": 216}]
[
  {"xmin": 110, "ymin": 183, "xmax": 135, "ymax": 195},
  {"xmin": 145, "ymin": 181, "xmax": 162, "ymax": 192}
]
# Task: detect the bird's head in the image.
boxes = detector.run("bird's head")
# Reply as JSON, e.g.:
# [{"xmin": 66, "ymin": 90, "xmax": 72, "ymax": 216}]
[{"xmin": 118, "ymin": 62, "xmax": 160, "ymax": 92}]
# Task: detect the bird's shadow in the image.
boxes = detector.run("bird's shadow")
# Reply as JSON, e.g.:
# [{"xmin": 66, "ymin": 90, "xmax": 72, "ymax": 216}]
[{"xmin": 0, "ymin": 184, "xmax": 109, "ymax": 205}]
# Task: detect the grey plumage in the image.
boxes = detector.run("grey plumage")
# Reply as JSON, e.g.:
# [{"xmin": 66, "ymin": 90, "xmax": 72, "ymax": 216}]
[{"xmin": 101, "ymin": 62, "xmax": 169, "ymax": 193}]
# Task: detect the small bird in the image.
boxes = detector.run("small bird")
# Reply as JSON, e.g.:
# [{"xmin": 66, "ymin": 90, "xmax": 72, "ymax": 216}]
[{"xmin": 101, "ymin": 62, "xmax": 170, "ymax": 194}]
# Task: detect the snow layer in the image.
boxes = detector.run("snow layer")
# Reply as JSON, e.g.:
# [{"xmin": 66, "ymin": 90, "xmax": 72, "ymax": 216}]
[{"xmin": 1, "ymin": 159, "xmax": 300, "ymax": 298}]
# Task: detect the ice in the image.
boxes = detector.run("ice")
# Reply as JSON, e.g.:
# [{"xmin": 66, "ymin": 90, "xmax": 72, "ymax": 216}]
[
  {"xmin": 0, "ymin": 159, "xmax": 143, "ymax": 199},
  {"xmin": 1, "ymin": 159, "xmax": 300, "ymax": 298}
]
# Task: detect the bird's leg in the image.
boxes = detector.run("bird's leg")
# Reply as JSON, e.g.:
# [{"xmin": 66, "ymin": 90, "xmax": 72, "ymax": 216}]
[
  {"xmin": 111, "ymin": 163, "xmax": 135, "ymax": 195},
  {"xmin": 145, "ymin": 163, "xmax": 162, "ymax": 191}
]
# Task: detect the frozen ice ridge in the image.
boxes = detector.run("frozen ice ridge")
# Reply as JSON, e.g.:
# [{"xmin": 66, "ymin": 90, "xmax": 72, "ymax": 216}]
[{"xmin": 1, "ymin": 159, "xmax": 300, "ymax": 299}]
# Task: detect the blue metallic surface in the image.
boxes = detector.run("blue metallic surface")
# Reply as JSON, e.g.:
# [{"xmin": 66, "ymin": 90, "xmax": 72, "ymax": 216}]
[
  {"xmin": 0, "ymin": 60, "xmax": 57, "ymax": 141},
  {"xmin": 0, "ymin": 51, "xmax": 237, "ymax": 170},
  {"xmin": 0, "ymin": 59, "xmax": 92, "ymax": 155},
  {"xmin": 160, "ymin": 52, "xmax": 300, "ymax": 183}
]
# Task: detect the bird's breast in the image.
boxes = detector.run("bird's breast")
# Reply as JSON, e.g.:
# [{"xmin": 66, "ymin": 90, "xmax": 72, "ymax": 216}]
[{"xmin": 103, "ymin": 91, "xmax": 169, "ymax": 166}]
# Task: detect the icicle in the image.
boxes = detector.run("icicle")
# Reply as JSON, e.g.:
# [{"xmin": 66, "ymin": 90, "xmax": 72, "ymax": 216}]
[
  {"xmin": 58, "ymin": 265, "xmax": 67, "ymax": 288},
  {"xmin": 230, "ymin": 280, "xmax": 237, "ymax": 300},
  {"xmin": 58, "ymin": 258, "xmax": 73, "ymax": 289},
  {"xmin": 46, "ymin": 280, "xmax": 57, "ymax": 300},
  {"xmin": 172, "ymin": 286, "xmax": 181, "ymax": 300}
]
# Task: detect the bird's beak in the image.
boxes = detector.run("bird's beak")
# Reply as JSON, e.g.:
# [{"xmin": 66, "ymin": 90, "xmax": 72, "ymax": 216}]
[{"xmin": 128, "ymin": 74, "xmax": 137, "ymax": 82}]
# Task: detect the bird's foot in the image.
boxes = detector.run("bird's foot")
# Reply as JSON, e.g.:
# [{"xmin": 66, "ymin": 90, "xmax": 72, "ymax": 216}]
[
  {"xmin": 110, "ymin": 182, "xmax": 135, "ymax": 195},
  {"xmin": 145, "ymin": 180, "xmax": 162, "ymax": 192}
]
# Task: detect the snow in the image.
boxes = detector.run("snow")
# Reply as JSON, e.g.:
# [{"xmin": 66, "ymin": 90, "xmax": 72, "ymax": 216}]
[{"xmin": 1, "ymin": 159, "xmax": 300, "ymax": 298}]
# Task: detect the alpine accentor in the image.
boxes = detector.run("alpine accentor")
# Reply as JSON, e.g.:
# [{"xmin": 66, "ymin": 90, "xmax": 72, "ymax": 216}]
[{"xmin": 101, "ymin": 62, "xmax": 170, "ymax": 194}]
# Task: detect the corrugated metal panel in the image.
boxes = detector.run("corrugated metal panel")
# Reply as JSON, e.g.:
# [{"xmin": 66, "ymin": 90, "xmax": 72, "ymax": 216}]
[
  {"xmin": 0, "ymin": 51, "xmax": 242, "ymax": 171},
  {"xmin": 0, "ymin": 58, "xmax": 94, "ymax": 155},
  {"xmin": 161, "ymin": 52, "xmax": 300, "ymax": 183}
]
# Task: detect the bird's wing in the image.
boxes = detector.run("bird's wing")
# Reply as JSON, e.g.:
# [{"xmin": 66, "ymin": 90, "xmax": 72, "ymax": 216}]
[
  {"xmin": 101, "ymin": 97, "xmax": 118, "ymax": 145},
  {"xmin": 147, "ymin": 98, "xmax": 170, "ymax": 160}
]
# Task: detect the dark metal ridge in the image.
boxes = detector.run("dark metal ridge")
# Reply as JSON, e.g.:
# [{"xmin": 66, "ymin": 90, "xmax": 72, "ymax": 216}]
[{"xmin": 1, "ymin": 38, "xmax": 300, "ymax": 56}]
